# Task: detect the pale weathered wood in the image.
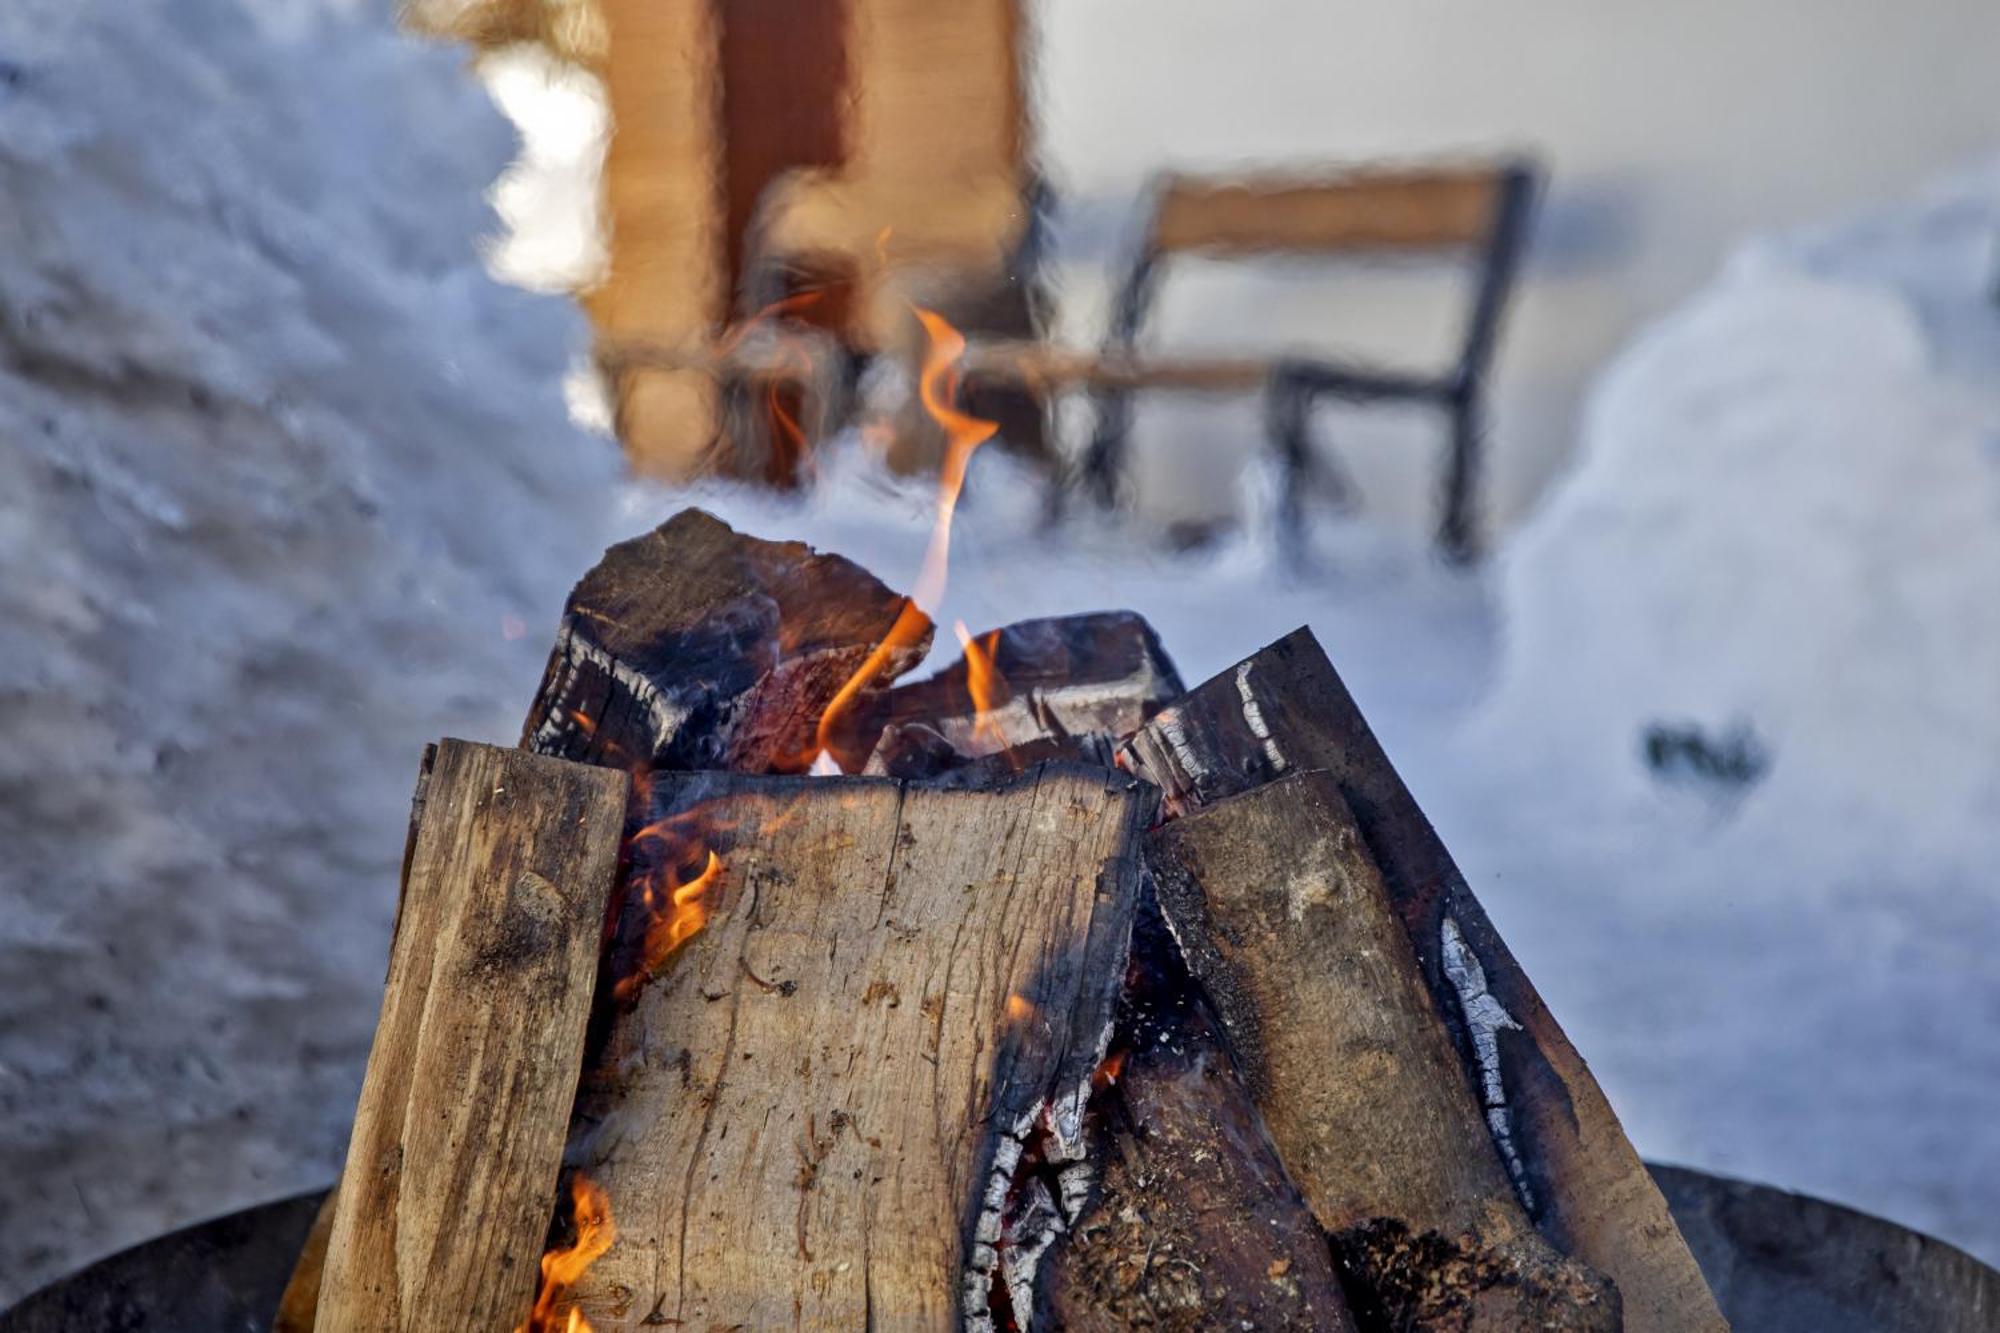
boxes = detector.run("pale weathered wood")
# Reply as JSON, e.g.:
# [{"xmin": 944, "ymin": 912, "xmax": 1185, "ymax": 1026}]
[
  {"xmin": 315, "ymin": 740, "xmax": 627, "ymax": 1333},
  {"xmin": 1036, "ymin": 907, "xmax": 1358, "ymax": 1332},
  {"xmin": 521, "ymin": 508, "xmax": 931, "ymax": 774},
  {"xmin": 564, "ymin": 763, "xmax": 1149, "ymax": 1331},
  {"xmin": 1123, "ymin": 627, "xmax": 1728, "ymax": 1332},
  {"xmin": 1148, "ymin": 771, "xmax": 1617, "ymax": 1330}
]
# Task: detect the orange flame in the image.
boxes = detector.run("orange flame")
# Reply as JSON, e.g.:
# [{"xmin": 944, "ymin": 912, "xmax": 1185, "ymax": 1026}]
[
  {"xmin": 805, "ymin": 307, "xmax": 999, "ymax": 770},
  {"xmin": 519, "ymin": 1174, "xmax": 616, "ymax": 1333},
  {"xmin": 615, "ymin": 844, "xmax": 724, "ymax": 1001},
  {"xmin": 954, "ymin": 621, "xmax": 1007, "ymax": 747},
  {"xmin": 1092, "ymin": 1049, "xmax": 1127, "ymax": 1091}
]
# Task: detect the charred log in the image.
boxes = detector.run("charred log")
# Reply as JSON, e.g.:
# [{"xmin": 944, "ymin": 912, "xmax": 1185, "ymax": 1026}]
[
  {"xmin": 1036, "ymin": 903, "xmax": 1358, "ymax": 1331},
  {"xmin": 1145, "ymin": 771, "xmax": 1618, "ymax": 1331},
  {"xmin": 859, "ymin": 611, "xmax": 1182, "ymax": 776},
  {"xmin": 522, "ymin": 507, "xmax": 930, "ymax": 774},
  {"xmin": 1123, "ymin": 628, "xmax": 1725, "ymax": 1332}
]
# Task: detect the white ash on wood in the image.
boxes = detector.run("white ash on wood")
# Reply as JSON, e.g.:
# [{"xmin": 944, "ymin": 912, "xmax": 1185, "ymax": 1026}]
[{"xmin": 1034, "ymin": 905, "xmax": 1360, "ymax": 1331}]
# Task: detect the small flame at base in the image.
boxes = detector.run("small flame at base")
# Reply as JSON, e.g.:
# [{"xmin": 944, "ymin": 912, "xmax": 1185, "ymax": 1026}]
[
  {"xmin": 518, "ymin": 1174, "xmax": 616, "ymax": 1333},
  {"xmin": 808, "ymin": 748, "xmax": 844, "ymax": 776}
]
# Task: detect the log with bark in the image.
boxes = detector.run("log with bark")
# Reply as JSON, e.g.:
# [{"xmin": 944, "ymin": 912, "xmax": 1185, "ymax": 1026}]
[
  {"xmin": 1147, "ymin": 770, "xmax": 1617, "ymax": 1330},
  {"xmin": 1123, "ymin": 627, "xmax": 1726, "ymax": 1332},
  {"xmin": 564, "ymin": 762, "xmax": 1154, "ymax": 1331},
  {"xmin": 313, "ymin": 741, "xmax": 627, "ymax": 1332}
]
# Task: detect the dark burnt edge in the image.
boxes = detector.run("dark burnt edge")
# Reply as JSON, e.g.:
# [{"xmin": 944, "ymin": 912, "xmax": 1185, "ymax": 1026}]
[
  {"xmin": 1121, "ymin": 628, "xmax": 1559, "ymax": 1220},
  {"xmin": 957, "ymin": 762, "xmax": 1153, "ymax": 1333}
]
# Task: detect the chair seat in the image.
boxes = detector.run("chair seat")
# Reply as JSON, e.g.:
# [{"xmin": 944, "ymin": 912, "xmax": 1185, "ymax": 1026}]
[
  {"xmin": 964, "ymin": 339, "xmax": 1457, "ymax": 405},
  {"xmin": 962, "ymin": 339, "xmax": 1270, "ymax": 393}
]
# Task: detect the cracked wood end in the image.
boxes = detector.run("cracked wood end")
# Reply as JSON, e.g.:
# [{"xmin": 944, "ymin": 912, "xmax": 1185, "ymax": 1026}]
[
  {"xmin": 564, "ymin": 762, "xmax": 1149, "ymax": 1331},
  {"xmin": 1123, "ymin": 627, "xmax": 1727, "ymax": 1332},
  {"xmin": 314, "ymin": 740, "xmax": 628, "ymax": 1333}
]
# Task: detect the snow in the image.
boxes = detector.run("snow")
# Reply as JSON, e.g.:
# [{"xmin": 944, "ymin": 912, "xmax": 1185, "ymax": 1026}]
[
  {"xmin": 0, "ymin": 0, "xmax": 618, "ymax": 1299},
  {"xmin": 1448, "ymin": 161, "xmax": 2000, "ymax": 1260},
  {"xmin": 1, "ymin": 0, "xmax": 1996, "ymax": 1304}
]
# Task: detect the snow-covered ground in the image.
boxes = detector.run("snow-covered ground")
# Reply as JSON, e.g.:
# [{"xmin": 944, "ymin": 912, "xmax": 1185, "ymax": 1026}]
[{"xmin": 2, "ymin": 0, "xmax": 1996, "ymax": 1306}]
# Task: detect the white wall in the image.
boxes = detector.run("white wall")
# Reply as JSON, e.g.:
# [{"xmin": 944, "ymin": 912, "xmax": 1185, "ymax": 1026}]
[{"xmin": 1034, "ymin": 0, "xmax": 2000, "ymax": 533}]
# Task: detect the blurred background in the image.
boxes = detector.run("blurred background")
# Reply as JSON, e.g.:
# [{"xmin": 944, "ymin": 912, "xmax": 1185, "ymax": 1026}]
[{"xmin": 1, "ymin": 0, "xmax": 1995, "ymax": 1306}]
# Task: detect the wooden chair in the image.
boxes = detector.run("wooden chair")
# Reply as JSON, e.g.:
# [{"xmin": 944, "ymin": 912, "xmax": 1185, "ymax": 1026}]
[{"xmin": 970, "ymin": 159, "xmax": 1539, "ymax": 559}]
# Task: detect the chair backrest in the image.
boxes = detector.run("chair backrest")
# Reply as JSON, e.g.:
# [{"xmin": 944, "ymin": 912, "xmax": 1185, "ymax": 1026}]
[{"xmin": 1109, "ymin": 159, "xmax": 1539, "ymax": 387}]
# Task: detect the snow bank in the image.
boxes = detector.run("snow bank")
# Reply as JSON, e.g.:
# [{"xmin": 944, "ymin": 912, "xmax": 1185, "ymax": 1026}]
[
  {"xmin": 1451, "ymin": 161, "xmax": 2000, "ymax": 1259},
  {"xmin": 0, "ymin": 0, "xmax": 617, "ymax": 1298}
]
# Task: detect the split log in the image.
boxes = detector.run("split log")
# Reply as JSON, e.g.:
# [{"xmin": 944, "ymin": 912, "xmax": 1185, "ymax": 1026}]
[
  {"xmin": 564, "ymin": 762, "xmax": 1152, "ymax": 1331},
  {"xmin": 314, "ymin": 741, "xmax": 628, "ymax": 1332},
  {"xmin": 521, "ymin": 507, "xmax": 932, "ymax": 774},
  {"xmin": 864, "ymin": 610, "xmax": 1345, "ymax": 1327},
  {"xmin": 1123, "ymin": 628, "xmax": 1727, "ymax": 1332},
  {"xmin": 1035, "ymin": 905, "xmax": 1357, "ymax": 1331},
  {"xmin": 1147, "ymin": 771, "xmax": 1617, "ymax": 1330},
  {"xmin": 861, "ymin": 610, "xmax": 1183, "ymax": 776}
]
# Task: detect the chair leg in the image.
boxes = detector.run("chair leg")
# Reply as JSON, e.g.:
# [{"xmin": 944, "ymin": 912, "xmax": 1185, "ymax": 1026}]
[
  {"xmin": 1080, "ymin": 388, "xmax": 1134, "ymax": 510},
  {"xmin": 1266, "ymin": 375, "xmax": 1314, "ymax": 563},
  {"xmin": 1439, "ymin": 393, "xmax": 1483, "ymax": 563}
]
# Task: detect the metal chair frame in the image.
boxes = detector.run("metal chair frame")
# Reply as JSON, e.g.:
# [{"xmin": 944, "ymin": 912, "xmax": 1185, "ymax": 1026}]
[{"xmin": 1081, "ymin": 161, "xmax": 1540, "ymax": 561}]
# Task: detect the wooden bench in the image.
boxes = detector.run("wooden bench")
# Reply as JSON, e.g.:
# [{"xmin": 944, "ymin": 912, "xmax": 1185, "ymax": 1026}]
[{"xmin": 970, "ymin": 160, "xmax": 1539, "ymax": 560}]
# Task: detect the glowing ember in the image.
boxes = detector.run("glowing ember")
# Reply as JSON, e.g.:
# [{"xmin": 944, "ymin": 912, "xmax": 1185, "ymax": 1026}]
[
  {"xmin": 519, "ymin": 1174, "xmax": 615, "ymax": 1333},
  {"xmin": 954, "ymin": 620, "xmax": 1008, "ymax": 748},
  {"xmin": 805, "ymin": 307, "xmax": 999, "ymax": 766}
]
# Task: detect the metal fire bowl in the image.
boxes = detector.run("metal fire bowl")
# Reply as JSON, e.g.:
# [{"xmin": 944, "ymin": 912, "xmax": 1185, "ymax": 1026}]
[{"xmin": 4, "ymin": 1166, "xmax": 1994, "ymax": 1330}]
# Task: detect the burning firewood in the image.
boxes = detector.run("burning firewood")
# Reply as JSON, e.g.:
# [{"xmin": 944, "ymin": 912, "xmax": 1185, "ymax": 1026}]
[
  {"xmin": 1147, "ymin": 771, "xmax": 1617, "ymax": 1329},
  {"xmin": 521, "ymin": 507, "xmax": 932, "ymax": 774},
  {"xmin": 313, "ymin": 741, "xmax": 627, "ymax": 1332},
  {"xmin": 561, "ymin": 763, "xmax": 1151, "ymax": 1331},
  {"xmin": 883, "ymin": 611, "xmax": 1364, "ymax": 1327},
  {"xmin": 300, "ymin": 513, "xmax": 1725, "ymax": 1331},
  {"xmin": 858, "ymin": 610, "xmax": 1185, "ymax": 776},
  {"xmin": 1122, "ymin": 628, "xmax": 1727, "ymax": 1332}
]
